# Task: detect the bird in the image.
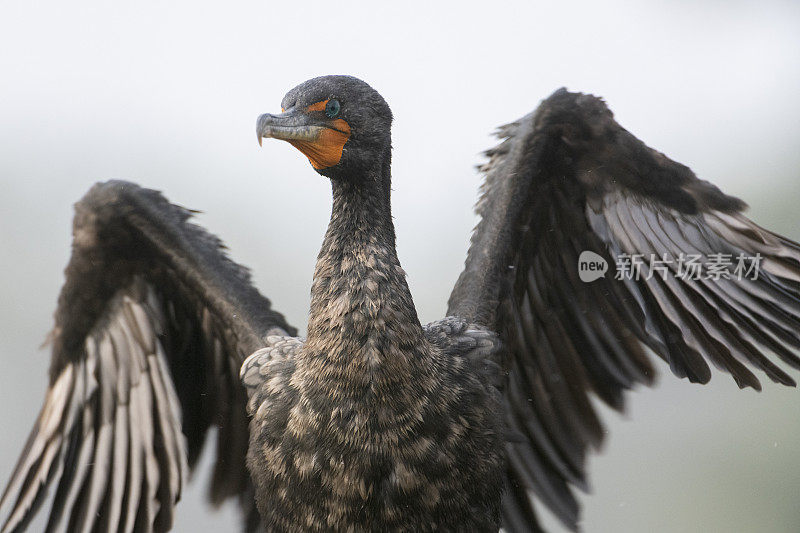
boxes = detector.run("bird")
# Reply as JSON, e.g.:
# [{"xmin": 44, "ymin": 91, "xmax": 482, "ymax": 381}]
[{"xmin": 1, "ymin": 74, "xmax": 799, "ymax": 532}]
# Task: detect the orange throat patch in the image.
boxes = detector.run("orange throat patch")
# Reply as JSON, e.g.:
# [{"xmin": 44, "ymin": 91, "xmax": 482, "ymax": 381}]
[{"xmin": 290, "ymin": 118, "xmax": 351, "ymax": 170}]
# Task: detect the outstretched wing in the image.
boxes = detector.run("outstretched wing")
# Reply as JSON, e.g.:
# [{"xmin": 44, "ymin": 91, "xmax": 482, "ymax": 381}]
[
  {"xmin": 0, "ymin": 181, "xmax": 296, "ymax": 533},
  {"xmin": 448, "ymin": 89, "xmax": 800, "ymax": 532}
]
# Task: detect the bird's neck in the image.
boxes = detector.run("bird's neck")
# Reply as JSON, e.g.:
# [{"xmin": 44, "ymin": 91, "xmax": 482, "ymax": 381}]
[{"xmin": 302, "ymin": 162, "xmax": 430, "ymax": 391}]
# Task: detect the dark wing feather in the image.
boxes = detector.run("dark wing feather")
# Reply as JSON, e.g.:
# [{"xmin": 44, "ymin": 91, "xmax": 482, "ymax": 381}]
[
  {"xmin": 448, "ymin": 89, "xmax": 800, "ymax": 531},
  {"xmin": 0, "ymin": 181, "xmax": 296, "ymax": 533}
]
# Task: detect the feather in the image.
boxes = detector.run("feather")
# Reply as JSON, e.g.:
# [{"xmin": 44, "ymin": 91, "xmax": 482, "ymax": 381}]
[
  {"xmin": 1, "ymin": 181, "xmax": 295, "ymax": 533},
  {"xmin": 449, "ymin": 88, "xmax": 800, "ymax": 531}
]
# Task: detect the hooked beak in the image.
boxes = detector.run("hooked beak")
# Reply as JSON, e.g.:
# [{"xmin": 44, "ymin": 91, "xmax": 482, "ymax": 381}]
[
  {"xmin": 255, "ymin": 107, "xmax": 351, "ymax": 170},
  {"xmin": 256, "ymin": 108, "xmax": 328, "ymax": 147}
]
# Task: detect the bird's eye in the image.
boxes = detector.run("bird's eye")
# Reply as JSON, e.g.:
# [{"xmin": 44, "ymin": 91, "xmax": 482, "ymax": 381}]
[{"xmin": 325, "ymin": 99, "xmax": 341, "ymax": 118}]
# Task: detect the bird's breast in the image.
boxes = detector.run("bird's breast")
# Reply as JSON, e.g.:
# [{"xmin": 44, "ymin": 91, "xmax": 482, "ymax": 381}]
[{"xmin": 247, "ymin": 336, "xmax": 504, "ymax": 532}]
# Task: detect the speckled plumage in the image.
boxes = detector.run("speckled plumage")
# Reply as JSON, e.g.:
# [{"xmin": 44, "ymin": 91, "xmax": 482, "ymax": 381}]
[
  {"xmin": 244, "ymin": 80, "xmax": 505, "ymax": 529},
  {"xmin": 242, "ymin": 319, "xmax": 504, "ymax": 531}
]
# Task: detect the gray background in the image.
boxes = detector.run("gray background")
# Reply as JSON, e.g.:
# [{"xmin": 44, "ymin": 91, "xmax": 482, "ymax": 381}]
[{"xmin": 1, "ymin": 1, "xmax": 799, "ymax": 531}]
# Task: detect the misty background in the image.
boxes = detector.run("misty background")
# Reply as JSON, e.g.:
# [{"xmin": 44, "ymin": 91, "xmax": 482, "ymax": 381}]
[{"xmin": 1, "ymin": 1, "xmax": 799, "ymax": 531}]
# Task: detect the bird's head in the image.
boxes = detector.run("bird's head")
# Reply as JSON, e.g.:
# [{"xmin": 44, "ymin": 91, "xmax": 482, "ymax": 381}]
[{"xmin": 257, "ymin": 75, "xmax": 392, "ymax": 180}]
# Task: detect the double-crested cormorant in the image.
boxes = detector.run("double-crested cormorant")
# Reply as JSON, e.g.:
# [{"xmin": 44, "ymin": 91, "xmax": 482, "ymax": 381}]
[{"xmin": 2, "ymin": 75, "xmax": 799, "ymax": 532}]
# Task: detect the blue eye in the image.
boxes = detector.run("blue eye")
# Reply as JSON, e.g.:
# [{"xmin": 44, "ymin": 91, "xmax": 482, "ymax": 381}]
[{"xmin": 325, "ymin": 99, "xmax": 341, "ymax": 118}]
